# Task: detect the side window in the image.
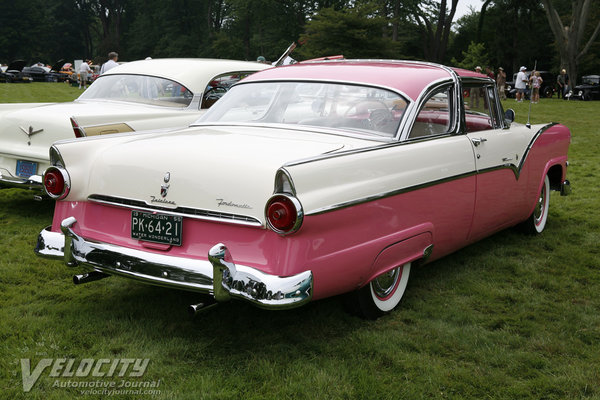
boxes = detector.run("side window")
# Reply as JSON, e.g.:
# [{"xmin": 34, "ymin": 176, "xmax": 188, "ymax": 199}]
[
  {"xmin": 201, "ymin": 71, "xmax": 256, "ymax": 109},
  {"xmin": 408, "ymin": 85, "xmax": 453, "ymax": 139},
  {"xmin": 462, "ymin": 83, "xmax": 498, "ymax": 133}
]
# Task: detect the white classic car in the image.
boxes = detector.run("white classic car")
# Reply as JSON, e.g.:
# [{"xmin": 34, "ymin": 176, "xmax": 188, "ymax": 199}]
[
  {"xmin": 0, "ymin": 58, "xmax": 270, "ymax": 193},
  {"xmin": 35, "ymin": 60, "xmax": 571, "ymax": 319}
]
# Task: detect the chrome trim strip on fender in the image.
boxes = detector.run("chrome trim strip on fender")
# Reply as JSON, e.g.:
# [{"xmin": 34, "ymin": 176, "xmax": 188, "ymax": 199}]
[
  {"xmin": 305, "ymin": 123, "xmax": 563, "ymax": 216},
  {"xmin": 306, "ymin": 170, "xmax": 477, "ymax": 216},
  {"xmin": 88, "ymin": 194, "xmax": 263, "ymax": 227},
  {"xmin": 35, "ymin": 219, "xmax": 313, "ymax": 310}
]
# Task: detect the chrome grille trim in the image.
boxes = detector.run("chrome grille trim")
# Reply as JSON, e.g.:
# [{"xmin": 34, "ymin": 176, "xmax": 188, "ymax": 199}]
[{"xmin": 88, "ymin": 194, "xmax": 263, "ymax": 227}]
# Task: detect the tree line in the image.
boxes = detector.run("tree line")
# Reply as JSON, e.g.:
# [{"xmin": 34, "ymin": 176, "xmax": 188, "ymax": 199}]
[{"xmin": 1, "ymin": 0, "xmax": 599, "ymax": 84}]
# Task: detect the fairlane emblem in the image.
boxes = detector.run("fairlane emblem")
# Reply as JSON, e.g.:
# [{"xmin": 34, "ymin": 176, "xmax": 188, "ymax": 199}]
[
  {"xmin": 19, "ymin": 126, "xmax": 44, "ymax": 146},
  {"xmin": 160, "ymin": 172, "xmax": 170, "ymax": 197}
]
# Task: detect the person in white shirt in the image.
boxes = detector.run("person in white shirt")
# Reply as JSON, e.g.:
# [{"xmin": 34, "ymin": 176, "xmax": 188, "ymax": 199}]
[
  {"xmin": 100, "ymin": 52, "xmax": 119, "ymax": 75},
  {"xmin": 515, "ymin": 66, "xmax": 528, "ymax": 102},
  {"xmin": 78, "ymin": 60, "xmax": 92, "ymax": 89}
]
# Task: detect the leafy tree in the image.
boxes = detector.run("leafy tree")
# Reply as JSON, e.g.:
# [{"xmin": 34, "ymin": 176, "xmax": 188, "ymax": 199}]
[
  {"xmin": 296, "ymin": 6, "xmax": 400, "ymax": 60},
  {"xmin": 451, "ymin": 41, "xmax": 489, "ymax": 70}
]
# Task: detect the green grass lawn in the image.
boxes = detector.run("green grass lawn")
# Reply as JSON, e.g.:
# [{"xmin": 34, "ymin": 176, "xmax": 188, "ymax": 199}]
[{"xmin": 1, "ymin": 86, "xmax": 599, "ymax": 399}]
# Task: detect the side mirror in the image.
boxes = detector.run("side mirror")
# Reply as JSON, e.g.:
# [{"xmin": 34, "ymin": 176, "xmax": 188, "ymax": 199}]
[{"xmin": 504, "ymin": 109, "xmax": 515, "ymax": 124}]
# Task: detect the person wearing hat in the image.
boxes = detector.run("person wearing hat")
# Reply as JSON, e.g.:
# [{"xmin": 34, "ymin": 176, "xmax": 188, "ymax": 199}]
[
  {"xmin": 515, "ymin": 66, "xmax": 528, "ymax": 102},
  {"xmin": 256, "ymin": 56, "xmax": 268, "ymax": 64},
  {"xmin": 497, "ymin": 67, "xmax": 507, "ymax": 100},
  {"xmin": 557, "ymin": 69, "xmax": 570, "ymax": 99}
]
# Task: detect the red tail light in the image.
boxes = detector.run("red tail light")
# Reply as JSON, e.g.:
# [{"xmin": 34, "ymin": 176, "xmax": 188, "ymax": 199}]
[
  {"xmin": 265, "ymin": 195, "xmax": 303, "ymax": 235},
  {"xmin": 70, "ymin": 117, "xmax": 85, "ymax": 138},
  {"xmin": 43, "ymin": 167, "xmax": 70, "ymax": 199}
]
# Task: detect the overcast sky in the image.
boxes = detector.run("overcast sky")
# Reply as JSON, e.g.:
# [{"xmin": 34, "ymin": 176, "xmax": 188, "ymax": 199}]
[{"xmin": 453, "ymin": 0, "xmax": 483, "ymax": 21}]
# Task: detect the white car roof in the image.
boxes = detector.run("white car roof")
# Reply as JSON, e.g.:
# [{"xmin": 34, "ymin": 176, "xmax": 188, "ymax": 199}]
[{"xmin": 103, "ymin": 58, "xmax": 271, "ymax": 94}]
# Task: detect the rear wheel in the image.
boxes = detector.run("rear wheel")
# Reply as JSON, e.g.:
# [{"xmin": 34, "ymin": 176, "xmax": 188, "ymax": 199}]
[
  {"xmin": 345, "ymin": 263, "xmax": 411, "ymax": 319},
  {"xmin": 519, "ymin": 175, "xmax": 550, "ymax": 234}
]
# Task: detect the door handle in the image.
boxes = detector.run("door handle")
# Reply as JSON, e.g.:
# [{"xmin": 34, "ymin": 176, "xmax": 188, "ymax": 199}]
[
  {"xmin": 471, "ymin": 137, "xmax": 487, "ymax": 146},
  {"xmin": 502, "ymin": 157, "xmax": 513, "ymax": 162}
]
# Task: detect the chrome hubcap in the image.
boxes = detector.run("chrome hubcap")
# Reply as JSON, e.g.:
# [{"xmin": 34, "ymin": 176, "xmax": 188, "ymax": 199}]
[{"xmin": 372, "ymin": 267, "xmax": 401, "ymax": 299}]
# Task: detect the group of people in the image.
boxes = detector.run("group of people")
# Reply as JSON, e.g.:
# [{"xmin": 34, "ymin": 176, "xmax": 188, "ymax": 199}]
[
  {"xmin": 477, "ymin": 65, "xmax": 571, "ymax": 102},
  {"xmin": 77, "ymin": 52, "xmax": 119, "ymax": 89}
]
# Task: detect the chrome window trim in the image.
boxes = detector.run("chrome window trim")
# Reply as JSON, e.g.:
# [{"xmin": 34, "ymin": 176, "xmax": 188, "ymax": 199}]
[
  {"xmin": 400, "ymin": 79, "xmax": 458, "ymax": 142},
  {"xmin": 87, "ymin": 194, "xmax": 263, "ymax": 227}
]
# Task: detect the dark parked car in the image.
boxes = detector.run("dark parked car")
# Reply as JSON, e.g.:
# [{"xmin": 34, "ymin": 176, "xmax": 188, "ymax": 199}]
[
  {"xmin": 0, "ymin": 60, "xmax": 33, "ymax": 83},
  {"xmin": 505, "ymin": 71, "xmax": 556, "ymax": 99},
  {"xmin": 21, "ymin": 60, "xmax": 65, "ymax": 82},
  {"xmin": 568, "ymin": 75, "xmax": 600, "ymax": 101}
]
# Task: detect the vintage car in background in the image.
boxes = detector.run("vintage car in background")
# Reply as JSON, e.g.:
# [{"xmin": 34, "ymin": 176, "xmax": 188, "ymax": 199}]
[
  {"xmin": 35, "ymin": 60, "xmax": 571, "ymax": 319},
  {"xmin": 21, "ymin": 61, "xmax": 65, "ymax": 82},
  {"xmin": 0, "ymin": 60, "xmax": 33, "ymax": 83},
  {"xmin": 0, "ymin": 58, "xmax": 270, "ymax": 193},
  {"xmin": 505, "ymin": 70, "xmax": 556, "ymax": 99},
  {"xmin": 568, "ymin": 75, "xmax": 600, "ymax": 101}
]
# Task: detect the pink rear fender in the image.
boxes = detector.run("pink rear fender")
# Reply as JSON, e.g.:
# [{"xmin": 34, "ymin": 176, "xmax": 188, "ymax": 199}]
[
  {"xmin": 50, "ymin": 172, "xmax": 473, "ymax": 302},
  {"xmin": 521, "ymin": 123, "xmax": 570, "ymax": 216}
]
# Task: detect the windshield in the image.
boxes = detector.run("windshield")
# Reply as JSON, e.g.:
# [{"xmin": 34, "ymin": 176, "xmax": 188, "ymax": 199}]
[
  {"xmin": 78, "ymin": 74, "xmax": 193, "ymax": 108},
  {"xmin": 583, "ymin": 76, "xmax": 599, "ymax": 85},
  {"xmin": 196, "ymin": 81, "xmax": 407, "ymax": 139}
]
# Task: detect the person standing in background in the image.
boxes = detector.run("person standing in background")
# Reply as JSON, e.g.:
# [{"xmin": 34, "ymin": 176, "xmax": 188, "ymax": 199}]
[
  {"xmin": 497, "ymin": 67, "xmax": 507, "ymax": 100},
  {"xmin": 100, "ymin": 52, "xmax": 119, "ymax": 74},
  {"xmin": 515, "ymin": 66, "xmax": 528, "ymax": 102},
  {"xmin": 557, "ymin": 69, "xmax": 570, "ymax": 99},
  {"xmin": 529, "ymin": 71, "xmax": 543, "ymax": 103},
  {"xmin": 78, "ymin": 60, "xmax": 92, "ymax": 89}
]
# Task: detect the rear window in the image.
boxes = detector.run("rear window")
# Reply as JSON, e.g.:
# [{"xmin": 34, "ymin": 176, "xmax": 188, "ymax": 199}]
[{"xmin": 196, "ymin": 81, "xmax": 408, "ymax": 139}]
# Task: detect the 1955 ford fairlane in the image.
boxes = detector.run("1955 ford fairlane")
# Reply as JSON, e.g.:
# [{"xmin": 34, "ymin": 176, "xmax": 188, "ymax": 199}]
[{"xmin": 35, "ymin": 60, "xmax": 571, "ymax": 319}]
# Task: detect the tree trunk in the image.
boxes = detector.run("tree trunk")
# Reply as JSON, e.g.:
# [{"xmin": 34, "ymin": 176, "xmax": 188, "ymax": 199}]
[{"xmin": 541, "ymin": 0, "xmax": 600, "ymax": 87}]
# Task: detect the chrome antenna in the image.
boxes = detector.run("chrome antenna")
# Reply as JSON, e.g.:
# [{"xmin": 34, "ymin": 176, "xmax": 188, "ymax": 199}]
[{"xmin": 526, "ymin": 60, "xmax": 537, "ymax": 129}]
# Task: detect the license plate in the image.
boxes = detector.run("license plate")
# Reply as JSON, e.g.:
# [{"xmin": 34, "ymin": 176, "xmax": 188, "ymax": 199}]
[
  {"xmin": 131, "ymin": 211, "xmax": 183, "ymax": 246},
  {"xmin": 16, "ymin": 160, "xmax": 38, "ymax": 178}
]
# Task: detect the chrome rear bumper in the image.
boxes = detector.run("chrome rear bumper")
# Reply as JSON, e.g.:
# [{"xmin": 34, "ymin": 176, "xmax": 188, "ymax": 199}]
[
  {"xmin": 35, "ymin": 217, "xmax": 312, "ymax": 309},
  {"xmin": 0, "ymin": 171, "xmax": 44, "ymax": 191}
]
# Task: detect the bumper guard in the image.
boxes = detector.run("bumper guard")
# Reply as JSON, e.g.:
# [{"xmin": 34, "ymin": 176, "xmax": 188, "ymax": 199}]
[{"xmin": 35, "ymin": 217, "xmax": 312, "ymax": 309}]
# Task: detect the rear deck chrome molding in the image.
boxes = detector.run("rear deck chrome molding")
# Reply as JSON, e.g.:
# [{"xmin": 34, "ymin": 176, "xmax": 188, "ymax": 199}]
[{"xmin": 88, "ymin": 194, "xmax": 263, "ymax": 227}]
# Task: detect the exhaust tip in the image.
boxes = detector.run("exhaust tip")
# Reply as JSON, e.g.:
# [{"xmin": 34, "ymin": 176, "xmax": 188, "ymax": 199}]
[
  {"xmin": 188, "ymin": 301, "xmax": 218, "ymax": 316},
  {"xmin": 73, "ymin": 271, "xmax": 109, "ymax": 285}
]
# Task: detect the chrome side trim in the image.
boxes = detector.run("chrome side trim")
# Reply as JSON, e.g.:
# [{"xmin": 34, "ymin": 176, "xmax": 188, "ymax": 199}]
[
  {"xmin": 305, "ymin": 123, "xmax": 564, "ymax": 216},
  {"xmin": 35, "ymin": 219, "xmax": 313, "ymax": 310},
  {"xmin": 306, "ymin": 170, "xmax": 477, "ymax": 216},
  {"xmin": 88, "ymin": 194, "xmax": 263, "ymax": 227}
]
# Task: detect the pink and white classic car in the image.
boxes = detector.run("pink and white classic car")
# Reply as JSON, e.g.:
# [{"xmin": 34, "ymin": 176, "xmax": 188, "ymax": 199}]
[{"xmin": 35, "ymin": 60, "xmax": 571, "ymax": 319}]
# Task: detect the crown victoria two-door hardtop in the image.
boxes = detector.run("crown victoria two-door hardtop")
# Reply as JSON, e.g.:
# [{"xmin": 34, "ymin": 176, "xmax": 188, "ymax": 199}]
[{"xmin": 35, "ymin": 60, "xmax": 571, "ymax": 319}]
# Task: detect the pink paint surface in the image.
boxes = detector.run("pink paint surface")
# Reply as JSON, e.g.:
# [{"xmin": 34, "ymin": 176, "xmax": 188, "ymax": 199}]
[{"xmin": 50, "ymin": 124, "xmax": 570, "ymax": 301}]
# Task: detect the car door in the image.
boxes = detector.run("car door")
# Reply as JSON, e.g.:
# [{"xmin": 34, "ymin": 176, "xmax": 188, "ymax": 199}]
[{"xmin": 464, "ymin": 83, "xmax": 532, "ymax": 241}]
